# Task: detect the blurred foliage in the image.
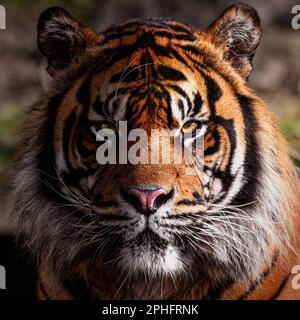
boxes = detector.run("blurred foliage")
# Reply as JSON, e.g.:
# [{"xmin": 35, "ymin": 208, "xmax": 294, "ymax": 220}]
[
  {"xmin": 2, "ymin": 0, "xmax": 99, "ymax": 17},
  {"xmin": 0, "ymin": 104, "xmax": 23, "ymax": 192},
  {"xmin": 267, "ymin": 92, "xmax": 300, "ymax": 163}
]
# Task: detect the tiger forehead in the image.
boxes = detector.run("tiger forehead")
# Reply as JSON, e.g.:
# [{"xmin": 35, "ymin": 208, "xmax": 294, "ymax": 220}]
[
  {"xmin": 100, "ymin": 18, "xmax": 197, "ymax": 47},
  {"xmin": 97, "ymin": 19, "xmax": 201, "ymax": 76},
  {"xmin": 87, "ymin": 22, "xmax": 206, "ymax": 128},
  {"xmin": 90, "ymin": 51, "xmax": 203, "ymax": 130}
]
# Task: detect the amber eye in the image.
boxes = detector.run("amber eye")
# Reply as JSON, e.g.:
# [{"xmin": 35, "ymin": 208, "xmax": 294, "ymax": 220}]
[
  {"xmin": 89, "ymin": 121, "xmax": 117, "ymax": 134},
  {"xmin": 181, "ymin": 121, "xmax": 202, "ymax": 134},
  {"xmin": 97, "ymin": 122, "xmax": 117, "ymax": 132}
]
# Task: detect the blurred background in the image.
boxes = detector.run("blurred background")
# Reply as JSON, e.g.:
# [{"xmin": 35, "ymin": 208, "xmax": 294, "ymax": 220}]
[{"xmin": 0, "ymin": 0, "xmax": 299, "ymax": 298}]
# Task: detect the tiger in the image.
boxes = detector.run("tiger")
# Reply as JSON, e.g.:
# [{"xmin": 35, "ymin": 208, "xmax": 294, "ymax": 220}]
[{"xmin": 12, "ymin": 3, "xmax": 300, "ymax": 300}]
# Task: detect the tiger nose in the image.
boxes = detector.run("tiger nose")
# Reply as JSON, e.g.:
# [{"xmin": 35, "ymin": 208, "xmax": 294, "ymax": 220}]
[{"xmin": 124, "ymin": 187, "xmax": 172, "ymax": 215}]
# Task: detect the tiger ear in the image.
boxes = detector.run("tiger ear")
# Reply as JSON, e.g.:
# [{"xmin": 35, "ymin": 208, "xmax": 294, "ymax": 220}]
[
  {"xmin": 206, "ymin": 3, "xmax": 261, "ymax": 78},
  {"xmin": 37, "ymin": 7, "xmax": 96, "ymax": 77}
]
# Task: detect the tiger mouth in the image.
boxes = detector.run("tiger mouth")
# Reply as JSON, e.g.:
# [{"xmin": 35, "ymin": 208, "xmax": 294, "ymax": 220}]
[
  {"xmin": 112, "ymin": 228, "xmax": 186, "ymax": 276},
  {"xmin": 134, "ymin": 229, "xmax": 169, "ymax": 248}
]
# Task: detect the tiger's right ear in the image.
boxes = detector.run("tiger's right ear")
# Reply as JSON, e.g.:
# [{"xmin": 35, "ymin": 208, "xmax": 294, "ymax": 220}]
[{"xmin": 37, "ymin": 7, "xmax": 96, "ymax": 77}]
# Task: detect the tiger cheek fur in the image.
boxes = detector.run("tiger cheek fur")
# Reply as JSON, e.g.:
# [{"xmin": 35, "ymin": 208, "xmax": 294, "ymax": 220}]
[{"xmin": 13, "ymin": 4, "xmax": 300, "ymax": 300}]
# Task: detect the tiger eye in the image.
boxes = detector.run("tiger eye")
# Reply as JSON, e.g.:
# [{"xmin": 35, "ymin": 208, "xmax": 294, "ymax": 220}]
[
  {"xmin": 181, "ymin": 121, "xmax": 201, "ymax": 133},
  {"xmin": 98, "ymin": 123, "xmax": 116, "ymax": 131},
  {"xmin": 93, "ymin": 122, "xmax": 117, "ymax": 134}
]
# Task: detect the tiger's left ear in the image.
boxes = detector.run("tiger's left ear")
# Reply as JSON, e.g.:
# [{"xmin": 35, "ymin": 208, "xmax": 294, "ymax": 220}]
[
  {"xmin": 37, "ymin": 7, "xmax": 96, "ymax": 77},
  {"xmin": 206, "ymin": 3, "xmax": 261, "ymax": 78}
]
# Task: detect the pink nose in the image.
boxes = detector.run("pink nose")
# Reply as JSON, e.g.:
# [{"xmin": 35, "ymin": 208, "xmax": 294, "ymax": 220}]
[{"xmin": 127, "ymin": 188, "xmax": 168, "ymax": 214}]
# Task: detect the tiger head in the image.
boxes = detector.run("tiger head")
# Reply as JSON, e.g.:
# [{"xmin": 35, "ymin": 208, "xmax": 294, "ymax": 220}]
[{"xmin": 13, "ymin": 3, "xmax": 298, "ymax": 296}]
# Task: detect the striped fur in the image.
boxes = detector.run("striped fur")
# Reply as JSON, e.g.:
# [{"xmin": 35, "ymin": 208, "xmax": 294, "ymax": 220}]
[{"xmin": 12, "ymin": 4, "xmax": 300, "ymax": 299}]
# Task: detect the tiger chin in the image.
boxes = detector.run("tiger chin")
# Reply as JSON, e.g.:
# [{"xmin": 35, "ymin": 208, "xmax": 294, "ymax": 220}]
[{"xmin": 12, "ymin": 3, "xmax": 300, "ymax": 300}]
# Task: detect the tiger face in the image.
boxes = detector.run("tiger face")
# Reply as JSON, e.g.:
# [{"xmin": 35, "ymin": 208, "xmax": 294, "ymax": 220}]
[
  {"xmin": 14, "ymin": 3, "xmax": 296, "ymax": 294},
  {"xmin": 51, "ymin": 43, "xmax": 251, "ymax": 276}
]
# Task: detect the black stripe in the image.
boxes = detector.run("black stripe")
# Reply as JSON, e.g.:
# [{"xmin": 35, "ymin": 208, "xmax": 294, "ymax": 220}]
[
  {"xmin": 77, "ymin": 72, "xmax": 93, "ymax": 106},
  {"xmin": 60, "ymin": 273, "xmax": 92, "ymax": 300},
  {"xmin": 230, "ymin": 95, "xmax": 260, "ymax": 206},
  {"xmin": 178, "ymin": 45, "xmax": 204, "ymax": 57},
  {"xmin": 237, "ymin": 251, "xmax": 280, "ymax": 300},
  {"xmin": 152, "ymin": 44, "xmax": 190, "ymax": 66},
  {"xmin": 193, "ymin": 191, "xmax": 203, "ymax": 202},
  {"xmin": 104, "ymin": 29, "xmax": 137, "ymax": 41},
  {"xmin": 103, "ymin": 18, "xmax": 193, "ymax": 35},
  {"xmin": 168, "ymin": 84, "xmax": 192, "ymax": 113},
  {"xmin": 154, "ymin": 31, "xmax": 195, "ymax": 41},
  {"xmin": 94, "ymin": 199, "xmax": 118, "ymax": 207},
  {"xmin": 163, "ymin": 22, "xmax": 193, "ymax": 34},
  {"xmin": 76, "ymin": 73, "xmax": 96, "ymax": 160},
  {"xmin": 168, "ymin": 84, "xmax": 188, "ymax": 99},
  {"xmin": 152, "ymin": 42, "xmax": 173, "ymax": 58},
  {"xmin": 203, "ymin": 73, "xmax": 222, "ymax": 115},
  {"xmin": 190, "ymin": 92, "xmax": 203, "ymax": 117},
  {"xmin": 157, "ymin": 65, "xmax": 187, "ymax": 81},
  {"xmin": 204, "ymin": 127, "xmax": 220, "ymax": 156},
  {"xmin": 170, "ymin": 48, "xmax": 189, "ymax": 66},
  {"xmin": 212, "ymin": 117, "xmax": 236, "ymax": 199},
  {"xmin": 270, "ymin": 274, "xmax": 290, "ymax": 300},
  {"xmin": 176, "ymin": 199, "xmax": 201, "ymax": 206},
  {"xmin": 155, "ymin": 82, "xmax": 177, "ymax": 128},
  {"xmin": 202, "ymin": 278, "xmax": 235, "ymax": 300},
  {"xmin": 62, "ymin": 110, "xmax": 77, "ymax": 171},
  {"xmin": 105, "ymin": 44, "xmax": 138, "ymax": 65},
  {"xmin": 178, "ymin": 100, "xmax": 185, "ymax": 120}
]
